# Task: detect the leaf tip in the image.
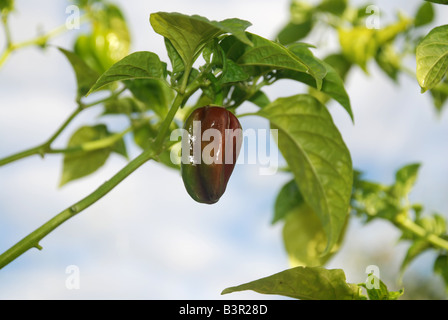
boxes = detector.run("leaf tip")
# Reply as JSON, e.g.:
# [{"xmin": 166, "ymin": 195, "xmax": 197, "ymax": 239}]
[{"xmin": 220, "ymin": 288, "xmax": 232, "ymax": 295}]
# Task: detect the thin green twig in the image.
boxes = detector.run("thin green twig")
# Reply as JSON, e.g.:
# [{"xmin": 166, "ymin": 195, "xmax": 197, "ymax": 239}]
[
  {"xmin": 0, "ymin": 67, "xmax": 196, "ymax": 270},
  {"xmin": 0, "ymin": 14, "xmax": 89, "ymax": 68},
  {"xmin": 0, "ymin": 88, "xmax": 126, "ymax": 167}
]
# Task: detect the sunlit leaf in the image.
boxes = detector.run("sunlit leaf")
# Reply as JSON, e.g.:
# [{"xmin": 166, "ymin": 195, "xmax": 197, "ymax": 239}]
[
  {"xmin": 222, "ymin": 266, "xmax": 365, "ymax": 300},
  {"xmin": 283, "ymin": 204, "xmax": 344, "ymax": 267},
  {"xmin": 416, "ymin": 25, "xmax": 448, "ymax": 92},
  {"xmin": 415, "ymin": 2, "xmax": 434, "ymax": 27},
  {"xmin": 276, "ymin": 20, "xmax": 313, "ymax": 46},
  {"xmin": 165, "ymin": 37, "xmax": 185, "ymax": 76},
  {"xmin": 238, "ymin": 34, "xmax": 326, "ymax": 90},
  {"xmin": 424, "ymin": 0, "xmax": 448, "ymax": 4},
  {"xmin": 434, "ymin": 254, "xmax": 448, "ymax": 293},
  {"xmin": 272, "ymin": 179, "xmax": 304, "ymax": 224},
  {"xmin": 430, "ymin": 77, "xmax": 448, "ymax": 113},
  {"xmin": 219, "ymin": 58, "xmax": 250, "ymax": 84},
  {"xmin": 60, "ymin": 125, "xmax": 126, "ymax": 186},
  {"xmin": 149, "ymin": 12, "xmax": 252, "ymax": 68},
  {"xmin": 74, "ymin": 3, "xmax": 131, "ymax": 74},
  {"xmin": 133, "ymin": 120, "xmax": 179, "ymax": 170},
  {"xmin": 0, "ymin": 0, "xmax": 14, "ymax": 17},
  {"xmin": 276, "ymin": 0, "xmax": 313, "ymax": 45},
  {"xmin": 103, "ymin": 96, "xmax": 145, "ymax": 115},
  {"xmin": 360, "ymin": 274, "xmax": 404, "ymax": 300},
  {"xmin": 375, "ymin": 44, "xmax": 401, "ymax": 82},
  {"xmin": 323, "ymin": 53, "xmax": 352, "ymax": 81},
  {"xmin": 87, "ymin": 51, "xmax": 165, "ymax": 95},
  {"xmin": 258, "ymin": 95, "xmax": 353, "ymax": 253},
  {"xmin": 392, "ymin": 163, "xmax": 421, "ymax": 200},
  {"xmin": 58, "ymin": 48, "xmax": 100, "ymax": 98},
  {"xmin": 400, "ymin": 239, "xmax": 431, "ymax": 277},
  {"xmin": 338, "ymin": 27, "xmax": 377, "ymax": 72},
  {"xmin": 125, "ymin": 78, "xmax": 175, "ymax": 117},
  {"xmin": 339, "ymin": 16, "xmax": 411, "ymax": 73},
  {"xmin": 317, "ymin": 0, "xmax": 347, "ymax": 15},
  {"xmin": 248, "ymin": 90, "xmax": 270, "ymax": 108}
]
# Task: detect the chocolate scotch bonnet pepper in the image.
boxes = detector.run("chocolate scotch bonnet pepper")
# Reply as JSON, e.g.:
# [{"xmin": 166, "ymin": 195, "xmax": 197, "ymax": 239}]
[{"xmin": 181, "ymin": 106, "xmax": 243, "ymax": 204}]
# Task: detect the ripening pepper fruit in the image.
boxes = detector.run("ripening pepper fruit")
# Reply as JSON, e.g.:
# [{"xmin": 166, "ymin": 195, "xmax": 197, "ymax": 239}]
[{"xmin": 181, "ymin": 106, "xmax": 243, "ymax": 204}]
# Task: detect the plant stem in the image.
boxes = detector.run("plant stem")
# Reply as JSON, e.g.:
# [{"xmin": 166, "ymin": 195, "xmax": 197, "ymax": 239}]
[
  {"xmin": 394, "ymin": 214, "xmax": 448, "ymax": 252},
  {"xmin": 0, "ymin": 71, "xmax": 195, "ymax": 269},
  {"xmin": 236, "ymin": 112, "xmax": 258, "ymax": 118},
  {"xmin": 48, "ymin": 126, "xmax": 132, "ymax": 154},
  {"xmin": 0, "ymin": 89, "xmax": 125, "ymax": 167},
  {"xmin": 0, "ymin": 14, "xmax": 89, "ymax": 69},
  {"xmin": 1, "ymin": 15, "xmax": 12, "ymax": 47},
  {"xmin": 0, "ymin": 145, "xmax": 44, "ymax": 166},
  {"xmin": 0, "ymin": 146, "xmax": 156, "ymax": 269}
]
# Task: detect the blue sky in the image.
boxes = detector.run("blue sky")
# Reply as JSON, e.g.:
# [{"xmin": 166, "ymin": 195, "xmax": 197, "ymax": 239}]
[{"xmin": 0, "ymin": 0, "xmax": 447, "ymax": 299}]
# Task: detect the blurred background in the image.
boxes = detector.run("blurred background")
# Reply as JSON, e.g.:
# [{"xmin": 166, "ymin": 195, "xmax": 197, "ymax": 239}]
[{"xmin": 0, "ymin": 0, "xmax": 447, "ymax": 299}]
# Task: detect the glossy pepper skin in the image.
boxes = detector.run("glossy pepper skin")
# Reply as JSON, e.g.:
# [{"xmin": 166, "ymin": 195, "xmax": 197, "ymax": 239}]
[{"xmin": 181, "ymin": 106, "xmax": 242, "ymax": 204}]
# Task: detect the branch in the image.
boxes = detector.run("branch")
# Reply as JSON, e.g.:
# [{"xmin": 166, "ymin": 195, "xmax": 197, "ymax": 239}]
[
  {"xmin": 0, "ymin": 88, "xmax": 125, "ymax": 167},
  {"xmin": 48, "ymin": 126, "xmax": 132, "ymax": 155},
  {"xmin": 0, "ymin": 14, "xmax": 89, "ymax": 68},
  {"xmin": 394, "ymin": 213, "xmax": 448, "ymax": 252},
  {"xmin": 0, "ymin": 145, "xmax": 156, "ymax": 269},
  {"xmin": 0, "ymin": 71, "xmax": 194, "ymax": 269}
]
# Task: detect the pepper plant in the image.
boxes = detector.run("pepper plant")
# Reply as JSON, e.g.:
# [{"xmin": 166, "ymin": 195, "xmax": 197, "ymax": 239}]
[{"xmin": 0, "ymin": 0, "xmax": 447, "ymax": 300}]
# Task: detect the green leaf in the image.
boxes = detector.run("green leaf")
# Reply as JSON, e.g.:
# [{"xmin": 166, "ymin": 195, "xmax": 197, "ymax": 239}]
[
  {"xmin": 416, "ymin": 25, "xmax": 448, "ymax": 92},
  {"xmin": 248, "ymin": 90, "xmax": 270, "ymax": 108},
  {"xmin": 434, "ymin": 254, "xmax": 448, "ymax": 293},
  {"xmin": 424, "ymin": 0, "xmax": 448, "ymax": 4},
  {"xmin": 276, "ymin": 21, "xmax": 313, "ymax": 46},
  {"xmin": 338, "ymin": 26, "xmax": 377, "ymax": 72},
  {"xmin": 430, "ymin": 77, "xmax": 448, "ymax": 113},
  {"xmin": 360, "ymin": 274, "xmax": 404, "ymax": 300},
  {"xmin": 103, "ymin": 96, "xmax": 145, "ymax": 115},
  {"xmin": 283, "ymin": 204, "xmax": 344, "ymax": 267},
  {"xmin": 317, "ymin": 61, "xmax": 353, "ymax": 121},
  {"xmin": 149, "ymin": 12, "xmax": 252, "ymax": 69},
  {"xmin": 58, "ymin": 48, "xmax": 100, "ymax": 98},
  {"xmin": 113, "ymin": 135, "xmax": 128, "ymax": 159},
  {"xmin": 125, "ymin": 78, "xmax": 174, "ymax": 117},
  {"xmin": 87, "ymin": 51, "xmax": 165, "ymax": 95},
  {"xmin": 272, "ymin": 179, "xmax": 304, "ymax": 224},
  {"xmin": 338, "ymin": 16, "xmax": 411, "ymax": 73},
  {"xmin": 73, "ymin": 3, "xmax": 131, "ymax": 74},
  {"xmin": 392, "ymin": 163, "xmax": 421, "ymax": 200},
  {"xmin": 306, "ymin": 53, "xmax": 353, "ymax": 111},
  {"xmin": 323, "ymin": 53, "xmax": 352, "ymax": 81},
  {"xmin": 133, "ymin": 120, "xmax": 179, "ymax": 170},
  {"xmin": 375, "ymin": 44, "xmax": 401, "ymax": 82},
  {"xmin": 221, "ymin": 266, "xmax": 365, "ymax": 300},
  {"xmin": 258, "ymin": 95, "xmax": 353, "ymax": 253},
  {"xmin": 219, "ymin": 58, "xmax": 250, "ymax": 84},
  {"xmin": 60, "ymin": 125, "xmax": 125, "ymax": 186},
  {"xmin": 276, "ymin": 0, "xmax": 313, "ymax": 45},
  {"xmin": 0, "ymin": 0, "xmax": 14, "ymax": 16},
  {"xmin": 375, "ymin": 15, "xmax": 413, "ymax": 46},
  {"xmin": 417, "ymin": 213, "xmax": 447, "ymax": 236},
  {"xmin": 317, "ymin": 0, "xmax": 347, "ymax": 15},
  {"xmin": 415, "ymin": 2, "xmax": 435, "ymax": 27},
  {"xmin": 400, "ymin": 239, "xmax": 431, "ymax": 277},
  {"xmin": 352, "ymin": 180, "xmax": 400, "ymax": 221},
  {"xmin": 275, "ymin": 179, "xmax": 347, "ymax": 267},
  {"xmin": 276, "ymin": 60, "xmax": 353, "ymax": 121},
  {"xmin": 165, "ymin": 38, "xmax": 185, "ymax": 76},
  {"xmin": 287, "ymin": 43, "xmax": 327, "ymax": 86},
  {"xmin": 238, "ymin": 34, "xmax": 326, "ymax": 90}
]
